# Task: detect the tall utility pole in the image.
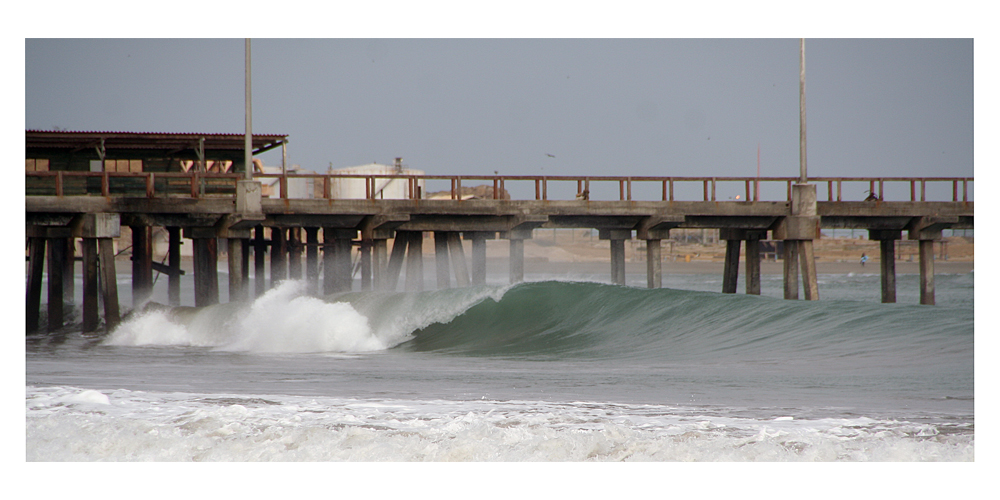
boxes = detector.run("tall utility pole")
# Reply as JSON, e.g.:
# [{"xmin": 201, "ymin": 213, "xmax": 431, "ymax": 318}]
[
  {"xmin": 798, "ymin": 38, "xmax": 807, "ymax": 184},
  {"xmin": 245, "ymin": 38, "xmax": 253, "ymax": 180}
]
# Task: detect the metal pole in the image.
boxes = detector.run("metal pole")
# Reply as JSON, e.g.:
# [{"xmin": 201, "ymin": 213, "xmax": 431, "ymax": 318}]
[
  {"xmin": 245, "ymin": 38, "xmax": 253, "ymax": 180},
  {"xmin": 799, "ymin": 38, "xmax": 807, "ymax": 184}
]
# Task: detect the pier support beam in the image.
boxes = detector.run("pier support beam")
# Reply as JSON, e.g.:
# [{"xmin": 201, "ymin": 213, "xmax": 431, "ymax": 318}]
[
  {"xmin": 465, "ymin": 232, "xmax": 493, "ymax": 285},
  {"xmin": 505, "ymin": 228, "xmax": 533, "ymax": 284},
  {"xmin": 721, "ymin": 239, "xmax": 741, "ymax": 294},
  {"xmin": 46, "ymin": 236, "xmax": 66, "ymax": 330},
  {"xmin": 271, "ymin": 228, "xmax": 287, "ymax": 289},
  {"xmin": 254, "ymin": 226, "xmax": 266, "ymax": 297},
  {"xmin": 81, "ymin": 238, "xmax": 99, "ymax": 332},
  {"xmin": 323, "ymin": 229, "xmax": 355, "ymax": 294},
  {"xmin": 645, "ymin": 239, "xmax": 661, "ymax": 289},
  {"xmin": 600, "ymin": 229, "xmax": 632, "ymax": 286},
  {"xmin": 434, "ymin": 232, "xmax": 450, "ymax": 289},
  {"xmin": 227, "ymin": 238, "xmax": 246, "ymax": 303},
  {"xmin": 405, "ymin": 231, "xmax": 424, "ymax": 292},
  {"xmin": 167, "ymin": 227, "xmax": 181, "ymax": 306},
  {"xmin": 68, "ymin": 214, "xmax": 121, "ymax": 333},
  {"xmin": 26, "ymin": 237, "xmax": 45, "ymax": 333},
  {"xmin": 305, "ymin": 228, "xmax": 319, "ymax": 294},
  {"xmin": 744, "ymin": 233, "xmax": 763, "ymax": 296},
  {"xmin": 288, "ymin": 228, "xmax": 302, "ymax": 280},
  {"xmin": 775, "ymin": 183, "xmax": 820, "ymax": 301},
  {"xmin": 908, "ymin": 217, "xmax": 956, "ymax": 306},
  {"xmin": 63, "ymin": 238, "xmax": 75, "ymax": 313},
  {"xmin": 189, "ymin": 234, "xmax": 219, "ymax": 307},
  {"xmin": 870, "ymin": 230, "xmax": 900, "ymax": 304},
  {"xmin": 359, "ymin": 239, "xmax": 373, "ymax": 291},
  {"xmin": 130, "ymin": 225, "xmax": 153, "ymax": 308},
  {"xmin": 373, "ymin": 239, "xmax": 388, "ymax": 291},
  {"xmin": 98, "ymin": 237, "xmax": 121, "ymax": 331},
  {"xmin": 386, "ymin": 234, "xmax": 408, "ymax": 291},
  {"xmin": 448, "ymin": 232, "xmax": 470, "ymax": 287}
]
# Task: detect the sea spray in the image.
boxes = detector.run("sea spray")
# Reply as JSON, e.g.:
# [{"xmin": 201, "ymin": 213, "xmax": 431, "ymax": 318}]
[{"xmin": 104, "ymin": 280, "xmax": 514, "ymax": 354}]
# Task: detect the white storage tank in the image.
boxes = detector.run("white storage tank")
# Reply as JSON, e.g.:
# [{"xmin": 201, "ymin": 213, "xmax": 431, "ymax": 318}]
[{"xmin": 328, "ymin": 157, "xmax": 425, "ymax": 199}]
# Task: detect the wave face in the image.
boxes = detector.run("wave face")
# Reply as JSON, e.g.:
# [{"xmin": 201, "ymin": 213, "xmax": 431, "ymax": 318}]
[{"xmin": 105, "ymin": 279, "xmax": 973, "ymax": 372}]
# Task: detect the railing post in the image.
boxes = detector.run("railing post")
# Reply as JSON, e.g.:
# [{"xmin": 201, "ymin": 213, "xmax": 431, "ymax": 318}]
[
  {"xmin": 879, "ymin": 179, "xmax": 884, "ymax": 200},
  {"xmin": 953, "ymin": 180, "xmax": 958, "ymax": 202},
  {"xmin": 55, "ymin": 171, "xmax": 64, "ymax": 197},
  {"xmin": 669, "ymin": 179, "xmax": 674, "ymax": 202},
  {"xmin": 747, "ymin": 179, "xmax": 752, "ymax": 202},
  {"xmin": 147, "ymin": 173, "xmax": 155, "ymax": 198},
  {"xmin": 499, "ymin": 178, "xmax": 505, "ymax": 200},
  {"xmin": 190, "ymin": 172, "xmax": 198, "ymax": 198},
  {"xmin": 910, "ymin": 180, "xmax": 916, "ymax": 201},
  {"xmin": 542, "ymin": 177, "xmax": 547, "ymax": 201},
  {"xmin": 450, "ymin": 178, "xmax": 456, "ymax": 200},
  {"xmin": 837, "ymin": 180, "xmax": 842, "ymax": 202},
  {"xmin": 323, "ymin": 176, "xmax": 330, "ymax": 199},
  {"xmin": 662, "ymin": 180, "xmax": 667, "ymax": 201},
  {"xmin": 457, "ymin": 177, "xmax": 463, "ymax": 201},
  {"xmin": 711, "ymin": 178, "xmax": 716, "ymax": 202},
  {"xmin": 786, "ymin": 180, "xmax": 792, "ymax": 202},
  {"xmin": 703, "ymin": 180, "xmax": 709, "ymax": 201},
  {"xmin": 963, "ymin": 179, "xmax": 968, "ymax": 203},
  {"xmin": 535, "ymin": 179, "xmax": 540, "ymax": 200},
  {"xmin": 627, "ymin": 177, "xmax": 632, "ymax": 201},
  {"xmin": 921, "ymin": 180, "xmax": 926, "ymax": 202},
  {"xmin": 103, "ymin": 172, "xmax": 110, "ymax": 197},
  {"xmin": 280, "ymin": 173, "xmax": 288, "ymax": 199},
  {"xmin": 494, "ymin": 178, "xmax": 499, "ymax": 199},
  {"xmin": 827, "ymin": 180, "xmax": 833, "ymax": 202},
  {"xmin": 619, "ymin": 179, "xmax": 625, "ymax": 201}
]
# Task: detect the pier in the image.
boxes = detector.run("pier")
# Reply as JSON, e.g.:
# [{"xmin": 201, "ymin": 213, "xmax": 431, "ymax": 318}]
[{"xmin": 25, "ymin": 131, "xmax": 973, "ymax": 333}]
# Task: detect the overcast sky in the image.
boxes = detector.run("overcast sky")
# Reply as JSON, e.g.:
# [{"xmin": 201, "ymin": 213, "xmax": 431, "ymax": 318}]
[{"xmin": 25, "ymin": 38, "xmax": 972, "ymax": 182}]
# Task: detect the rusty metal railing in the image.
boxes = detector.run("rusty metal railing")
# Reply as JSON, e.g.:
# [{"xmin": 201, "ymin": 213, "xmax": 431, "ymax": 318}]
[{"xmin": 25, "ymin": 171, "xmax": 974, "ymax": 203}]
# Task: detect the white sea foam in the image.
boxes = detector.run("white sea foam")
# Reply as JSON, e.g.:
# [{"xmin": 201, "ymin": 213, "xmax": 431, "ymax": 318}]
[
  {"xmin": 26, "ymin": 386, "xmax": 974, "ymax": 462},
  {"xmin": 103, "ymin": 280, "xmax": 513, "ymax": 354}
]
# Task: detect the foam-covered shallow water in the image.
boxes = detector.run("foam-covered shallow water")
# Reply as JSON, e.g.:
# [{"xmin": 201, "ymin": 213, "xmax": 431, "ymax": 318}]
[
  {"xmin": 26, "ymin": 275, "xmax": 974, "ymax": 461},
  {"xmin": 26, "ymin": 385, "xmax": 972, "ymax": 461}
]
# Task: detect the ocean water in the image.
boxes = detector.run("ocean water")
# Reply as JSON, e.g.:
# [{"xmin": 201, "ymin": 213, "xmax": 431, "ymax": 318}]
[{"xmin": 25, "ymin": 269, "xmax": 974, "ymax": 462}]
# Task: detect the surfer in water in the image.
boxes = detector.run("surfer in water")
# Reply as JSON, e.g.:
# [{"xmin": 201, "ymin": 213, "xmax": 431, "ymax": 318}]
[{"xmin": 860, "ymin": 253, "xmax": 868, "ymax": 267}]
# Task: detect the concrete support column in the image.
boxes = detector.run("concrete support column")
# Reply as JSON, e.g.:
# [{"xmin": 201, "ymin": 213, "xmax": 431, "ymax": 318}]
[
  {"xmin": 81, "ymin": 238, "xmax": 99, "ymax": 332},
  {"xmin": 26, "ymin": 237, "xmax": 46, "ymax": 333},
  {"xmin": 288, "ymin": 228, "xmax": 302, "ymax": 280},
  {"xmin": 359, "ymin": 239, "xmax": 373, "ymax": 291},
  {"xmin": 305, "ymin": 228, "xmax": 319, "ymax": 294},
  {"xmin": 192, "ymin": 236, "xmax": 219, "ymax": 307},
  {"xmin": 465, "ymin": 232, "xmax": 491, "ymax": 285},
  {"xmin": 46, "ymin": 236, "xmax": 66, "ymax": 330},
  {"xmin": 385, "ymin": 234, "xmax": 408, "ymax": 291},
  {"xmin": 167, "ymin": 227, "xmax": 181, "ymax": 306},
  {"xmin": 130, "ymin": 225, "xmax": 153, "ymax": 307},
  {"xmin": 600, "ymin": 229, "xmax": 632, "ymax": 286},
  {"xmin": 323, "ymin": 229, "xmax": 356, "ymax": 294},
  {"xmin": 271, "ymin": 228, "xmax": 287, "ymax": 289},
  {"xmin": 254, "ymin": 226, "xmax": 267, "ymax": 297},
  {"xmin": 228, "ymin": 238, "xmax": 245, "ymax": 303},
  {"xmin": 798, "ymin": 240, "xmax": 819, "ymax": 300},
  {"xmin": 448, "ymin": 232, "xmax": 470, "ymax": 287},
  {"xmin": 373, "ymin": 239, "xmax": 388, "ymax": 290},
  {"xmin": 744, "ymin": 237, "xmax": 762, "ymax": 295},
  {"xmin": 646, "ymin": 239, "xmax": 662, "ymax": 289},
  {"xmin": 434, "ymin": 232, "xmax": 451, "ymax": 289},
  {"xmin": 783, "ymin": 241, "xmax": 799, "ymax": 300},
  {"xmin": 919, "ymin": 240, "xmax": 936, "ymax": 305},
  {"xmin": 405, "ymin": 232, "xmax": 424, "ymax": 292},
  {"xmin": 722, "ymin": 239, "xmax": 741, "ymax": 294},
  {"xmin": 509, "ymin": 239, "xmax": 524, "ymax": 283},
  {"xmin": 63, "ymin": 238, "xmax": 75, "ymax": 312},
  {"xmin": 97, "ymin": 238, "xmax": 121, "ymax": 332},
  {"xmin": 870, "ymin": 229, "xmax": 900, "ymax": 304}
]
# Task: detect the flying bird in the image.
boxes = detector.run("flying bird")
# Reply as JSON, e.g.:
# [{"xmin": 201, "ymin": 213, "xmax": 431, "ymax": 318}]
[{"xmin": 546, "ymin": 153, "xmax": 556, "ymax": 158}]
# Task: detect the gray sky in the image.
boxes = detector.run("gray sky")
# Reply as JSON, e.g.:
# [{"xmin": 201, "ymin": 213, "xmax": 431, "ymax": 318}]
[{"xmin": 25, "ymin": 38, "xmax": 972, "ymax": 181}]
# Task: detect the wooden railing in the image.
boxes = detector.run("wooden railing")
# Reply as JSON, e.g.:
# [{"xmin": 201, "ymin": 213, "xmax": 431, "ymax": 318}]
[{"xmin": 25, "ymin": 171, "xmax": 974, "ymax": 203}]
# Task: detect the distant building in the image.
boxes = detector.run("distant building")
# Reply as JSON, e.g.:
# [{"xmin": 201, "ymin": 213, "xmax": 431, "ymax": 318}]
[{"xmin": 327, "ymin": 157, "xmax": 425, "ymax": 199}]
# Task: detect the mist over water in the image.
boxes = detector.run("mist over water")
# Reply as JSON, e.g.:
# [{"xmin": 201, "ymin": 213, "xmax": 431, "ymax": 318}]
[{"xmin": 26, "ymin": 273, "xmax": 974, "ymax": 461}]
